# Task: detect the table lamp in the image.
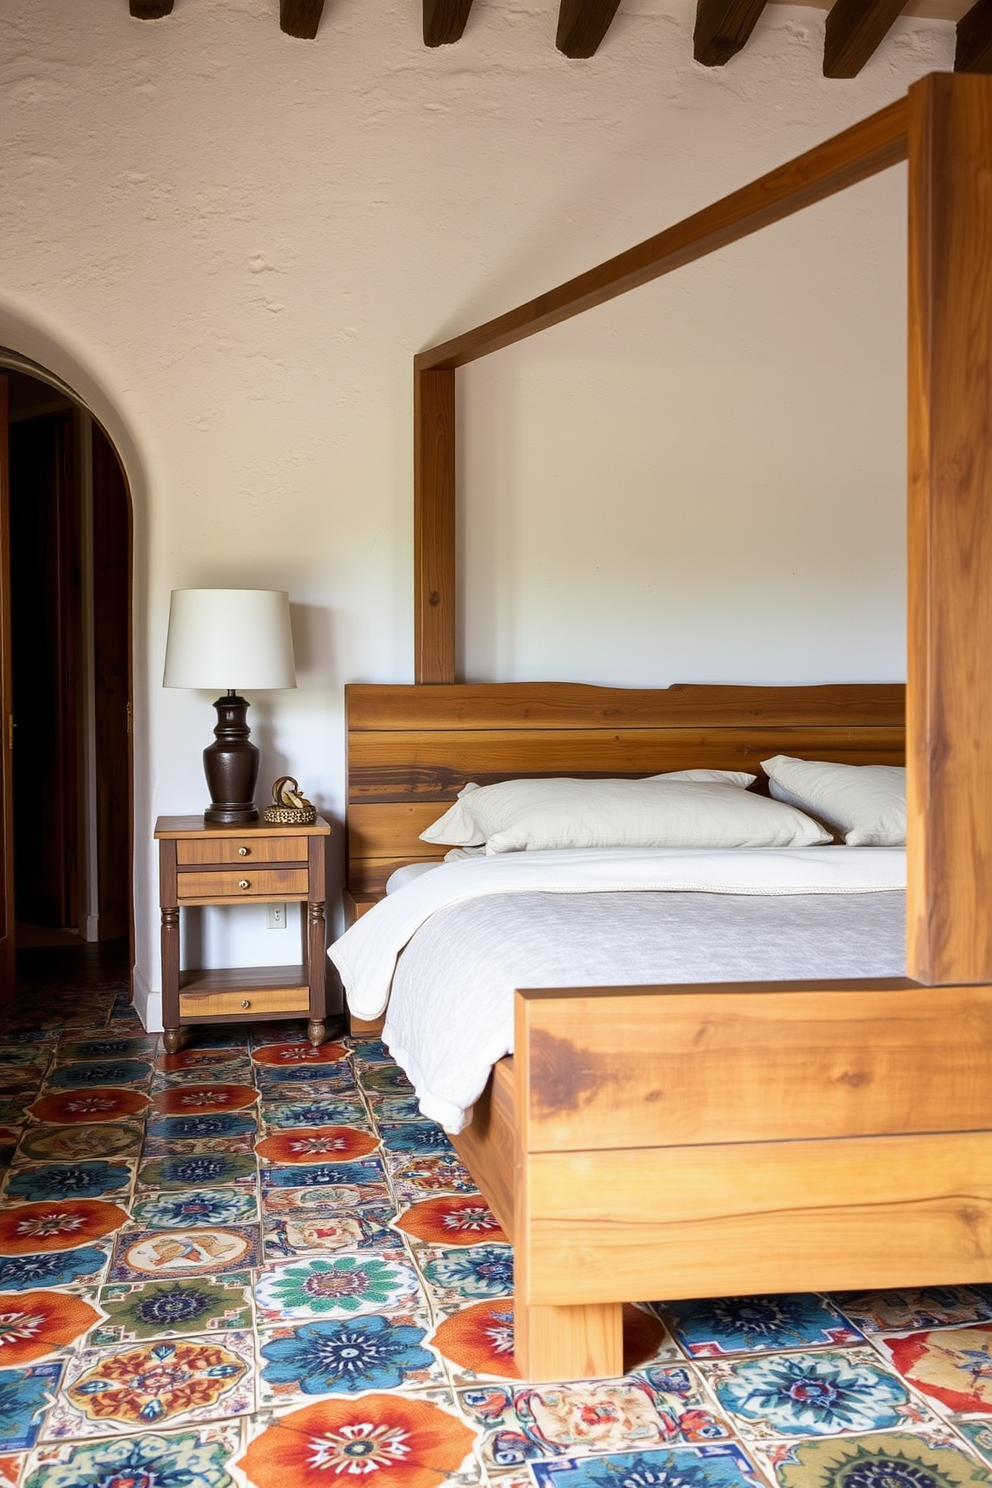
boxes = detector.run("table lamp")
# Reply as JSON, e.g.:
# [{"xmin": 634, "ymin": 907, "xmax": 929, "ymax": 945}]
[{"xmin": 163, "ymin": 588, "xmax": 297, "ymax": 823}]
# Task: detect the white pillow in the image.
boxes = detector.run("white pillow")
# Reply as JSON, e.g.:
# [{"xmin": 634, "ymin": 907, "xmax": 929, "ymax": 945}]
[
  {"xmin": 419, "ymin": 775, "xmax": 829, "ymax": 854},
  {"xmin": 761, "ymin": 756, "xmax": 906, "ymax": 846}
]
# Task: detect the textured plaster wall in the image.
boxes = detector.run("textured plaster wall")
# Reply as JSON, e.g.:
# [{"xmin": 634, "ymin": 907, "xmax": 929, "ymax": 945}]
[{"xmin": 0, "ymin": 0, "xmax": 953, "ymax": 1021}]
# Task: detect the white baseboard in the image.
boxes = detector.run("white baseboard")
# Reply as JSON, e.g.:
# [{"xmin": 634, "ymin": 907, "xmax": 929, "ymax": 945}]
[
  {"xmin": 81, "ymin": 914, "xmax": 99, "ymax": 944},
  {"xmin": 132, "ymin": 966, "xmax": 162, "ymax": 1033}
]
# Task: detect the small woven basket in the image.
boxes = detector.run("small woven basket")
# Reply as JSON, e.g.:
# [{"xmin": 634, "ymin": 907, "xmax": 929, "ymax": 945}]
[{"xmin": 262, "ymin": 804, "xmax": 317, "ymax": 825}]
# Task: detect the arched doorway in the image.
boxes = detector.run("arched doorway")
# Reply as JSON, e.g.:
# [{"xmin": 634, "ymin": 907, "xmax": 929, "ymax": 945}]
[{"xmin": 0, "ymin": 360, "xmax": 133, "ymax": 1004}]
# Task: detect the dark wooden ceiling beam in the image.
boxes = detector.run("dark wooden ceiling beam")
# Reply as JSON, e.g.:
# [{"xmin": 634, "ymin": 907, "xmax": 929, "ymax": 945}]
[
  {"xmin": 956, "ymin": 0, "xmax": 992, "ymax": 72},
  {"xmin": 129, "ymin": 0, "xmax": 173, "ymax": 17},
  {"xmin": 556, "ymin": 0, "xmax": 623, "ymax": 58},
  {"xmin": 424, "ymin": 0, "xmax": 474, "ymax": 47},
  {"xmin": 694, "ymin": 0, "xmax": 769, "ymax": 66},
  {"xmin": 280, "ymin": 0, "xmax": 324, "ymax": 39},
  {"xmin": 823, "ymin": 0, "xmax": 908, "ymax": 78}
]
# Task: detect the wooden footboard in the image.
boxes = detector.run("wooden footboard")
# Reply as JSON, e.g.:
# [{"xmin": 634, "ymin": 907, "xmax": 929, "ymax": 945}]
[{"xmin": 456, "ymin": 977, "xmax": 992, "ymax": 1382}]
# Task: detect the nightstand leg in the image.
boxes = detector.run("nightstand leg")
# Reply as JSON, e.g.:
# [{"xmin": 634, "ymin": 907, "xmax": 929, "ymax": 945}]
[
  {"xmin": 307, "ymin": 897, "xmax": 326, "ymax": 1046},
  {"xmin": 160, "ymin": 900, "xmax": 185, "ymax": 1057},
  {"xmin": 162, "ymin": 1026, "xmax": 189, "ymax": 1055}
]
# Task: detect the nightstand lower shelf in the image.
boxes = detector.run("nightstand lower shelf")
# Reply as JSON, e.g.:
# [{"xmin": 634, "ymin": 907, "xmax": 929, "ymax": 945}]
[{"xmin": 178, "ymin": 966, "xmax": 311, "ymax": 1021}]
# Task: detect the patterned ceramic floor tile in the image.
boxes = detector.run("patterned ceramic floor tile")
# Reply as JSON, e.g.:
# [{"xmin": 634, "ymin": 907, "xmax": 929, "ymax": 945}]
[
  {"xmin": 251, "ymin": 1040, "xmax": 349, "ymax": 1067},
  {"xmin": 89, "ymin": 1273, "xmax": 255, "ymax": 1344},
  {"xmin": 832, "ymin": 1287, "xmax": 992, "ymax": 1336},
  {"xmin": 237, "ymin": 1389, "xmax": 482, "ymax": 1488},
  {"xmin": 130, "ymin": 1185, "xmax": 258, "ymax": 1229},
  {"xmin": 0, "ymin": 1244, "xmax": 111, "ymax": 1293},
  {"xmin": 0, "ymin": 1363, "xmax": 63, "ymax": 1449},
  {"xmin": 392, "ymin": 1193, "xmax": 509, "ymax": 1247},
  {"xmin": 0, "ymin": 1200, "xmax": 128, "ymax": 1254},
  {"xmin": 141, "ymin": 1132, "xmax": 257, "ymax": 1159},
  {"xmin": 41, "ymin": 1060, "xmax": 153, "ymax": 1090},
  {"xmin": 459, "ymin": 1368, "xmax": 731, "ymax": 1475},
  {"xmin": 254, "ymin": 1125, "xmax": 380, "ymax": 1166},
  {"xmin": 528, "ymin": 1442, "xmax": 764, "ymax": 1488},
  {"xmin": 950, "ymin": 1416, "xmax": 992, "ymax": 1465},
  {"xmin": 26, "ymin": 1088, "xmax": 149, "ymax": 1124},
  {"xmin": 144, "ymin": 1111, "xmax": 257, "ymax": 1142},
  {"xmin": 699, "ymin": 1348, "xmax": 939, "ymax": 1441},
  {"xmin": 21, "ymin": 1421, "xmax": 244, "ymax": 1488},
  {"xmin": 262, "ymin": 1202, "xmax": 395, "ymax": 1261},
  {"xmin": 107, "ymin": 1225, "xmax": 262, "ymax": 1281},
  {"xmin": 14, "ymin": 1122, "xmax": 144, "ymax": 1164},
  {"xmin": 0, "ymin": 1291, "xmax": 101, "ymax": 1367},
  {"xmin": 149, "ymin": 1084, "xmax": 258, "ymax": 1117},
  {"xmin": 56, "ymin": 1035, "xmax": 159, "ymax": 1062},
  {"xmin": 254, "ymin": 1250, "xmax": 424, "ymax": 1323},
  {"xmin": 876, "ymin": 1323, "xmax": 992, "ymax": 1416},
  {"xmin": 260, "ymin": 1157, "xmax": 390, "ymax": 1200},
  {"xmin": 417, "ymin": 1242, "xmax": 514, "ymax": 1308},
  {"xmin": 389, "ymin": 1153, "xmax": 480, "ymax": 1202},
  {"xmin": 2, "ymin": 1160, "xmax": 134, "ymax": 1205},
  {"xmin": 756, "ymin": 1426, "xmax": 992, "ymax": 1487},
  {"xmin": 135, "ymin": 1152, "xmax": 257, "ymax": 1191},
  {"xmin": 259, "ymin": 1098, "xmax": 371, "ymax": 1129},
  {"xmin": 256, "ymin": 1309, "xmax": 446, "ymax": 1405},
  {"xmin": 42, "ymin": 1332, "xmax": 256, "ymax": 1438},
  {"xmin": 658, "ymin": 1294, "xmax": 864, "ymax": 1358}
]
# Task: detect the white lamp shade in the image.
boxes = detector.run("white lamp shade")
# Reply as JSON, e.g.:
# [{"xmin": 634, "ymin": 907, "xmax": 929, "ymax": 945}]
[{"xmin": 163, "ymin": 589, "xmax": 297, "ymax": 691}]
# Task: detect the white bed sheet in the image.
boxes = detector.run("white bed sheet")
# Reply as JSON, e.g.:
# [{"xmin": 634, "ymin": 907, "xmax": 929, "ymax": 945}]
[{"xmin": 328, "ymin": 846, "xmax": 906, "ymax": 1129}]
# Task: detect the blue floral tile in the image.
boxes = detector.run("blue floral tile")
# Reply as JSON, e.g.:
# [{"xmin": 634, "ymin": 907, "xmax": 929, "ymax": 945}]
[
  {"xmin": 43, "ymin": 1060, "xmax": 152, "ymax": 1089},
  {"xmin": 658, "ymin": 1294, "xmax": 863, "ymax": 1358},
  {"xmin": 0, "ymin": 1047, "xmax": 51, "ymax": 1069},
  {"xmin": 22, "ymin": 1421, "xmax": 244, "ymax": 1487},
  {"xmin": 56, "ymin": 1036, "xmax": 158, "ymax": 1062},
  {"xmin": 530, "ymin": 1443, "xmax": 762, "ymax": 1488},
  {"xmin": 830, "ymin": 1287, "xmax": 992, "ymax": 1335},
  {"xmin": 263, "ymin": 1204, "xmax": 395, "ymax": 1260},
  {"xmin": 108, "ymin": 1225, "xmax": 262, "ymax": 1282},
  {"xmin": 144, "ymin": 1112, "xmax": 257, "ymax": 1142},
  {"xmin": 261, "ymin": 1099, "xmax": 370, "ymax": 1129},
  {"xmin": 371, "ymin": 1094, "xmax": 427, "ymax": 1122},
  {"xmin": 348, "ymin": 1039, "xmax": 392, "ymax": 1063},
  {"xmin": 261, "ymin": 1157, "xmax": 389, "ymax": 1196},
  {"xmin": 0, "ymin": 1363, "xmax": 62, "ymax": 1449},
  {"xmin": 700, "ymin": 1348, "xmax": 936, "ymax": 1441},
  {"xmin": 3, "ymin": 1161, "xmax": 133, "ymax": 1203},
  {"xmin": 257, "ymin": 1314, "xmax": 442, "ymax": 1403},
  {"xmin": 136, "ymin": 1153, "xmax": 256, "ymax": 1190},
  {"xmin": 0, "ymin": 1247, "xmax": 110, "ymax": 1292},
  {"xmin": 421, "ymin": 1243, "xmax": 514, "ymax": 1304},
  {"xmin": 256, "ymin": 1064, "xmax": 357, "ymax": 1092},
  {"xmin": 131, "ymin": 1186, "xmax": 258, "ymax": 1229},
  {"xmin": 378, "ymin": 1121, "xmax": 456, "ymax": 1154}
]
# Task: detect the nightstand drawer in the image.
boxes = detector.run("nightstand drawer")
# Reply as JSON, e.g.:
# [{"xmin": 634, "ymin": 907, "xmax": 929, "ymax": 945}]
[
  {"xmin": 177, "ymin": 868, "xmax": 310, "ymax": 901},
  {"xmin": 179, "ymin": 986, "xmax": 310, "ymax": 1018},
  {"xmin": 177, "ymin": 836, "xmax": 307, "ymax": 866}
]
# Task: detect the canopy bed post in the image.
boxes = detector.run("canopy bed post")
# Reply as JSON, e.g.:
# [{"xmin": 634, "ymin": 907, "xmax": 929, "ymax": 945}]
[
  {"xmin": 414, "ymin": 364, "xmax": 456, "ymax": 683},
  {"xmin": 907, "ymin": 73, "xmax": 992, "ymax": 986}
]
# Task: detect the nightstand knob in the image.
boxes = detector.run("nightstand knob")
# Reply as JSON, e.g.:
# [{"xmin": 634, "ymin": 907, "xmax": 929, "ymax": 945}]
[
  {"xmin": 238, "ymin": 879, "xmax": 250, "ymax": 890},
  {"xmin": 241, "ymin": 999, "xmax": 250, "ymax": 1009},
  {"xmin": 238, "ymin": 846, "xmax": 250, "ymax": 857}
]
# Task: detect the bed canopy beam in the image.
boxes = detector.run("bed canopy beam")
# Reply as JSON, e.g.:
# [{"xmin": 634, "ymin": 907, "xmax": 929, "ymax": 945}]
[{"xmin": 414, "ymin": 93, "xmax": 908, "ymax": 684}]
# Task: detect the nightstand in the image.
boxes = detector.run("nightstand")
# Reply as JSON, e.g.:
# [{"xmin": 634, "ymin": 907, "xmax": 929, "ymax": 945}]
[{"xmin": 154, "ymin": 814, "xmax": 331, "ymax": 1054}]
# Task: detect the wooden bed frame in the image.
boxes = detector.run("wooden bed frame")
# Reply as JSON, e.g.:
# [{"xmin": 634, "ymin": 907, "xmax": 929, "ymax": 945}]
[{"xmin": 344, "ymin": 74, "xmax": 992, "ymax": 1382}]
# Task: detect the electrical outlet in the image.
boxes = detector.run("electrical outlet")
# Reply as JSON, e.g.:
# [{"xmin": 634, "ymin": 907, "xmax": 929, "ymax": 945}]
[{"xmin": 267, "ymin": 903, "xmax": 287, "ymax": 930}]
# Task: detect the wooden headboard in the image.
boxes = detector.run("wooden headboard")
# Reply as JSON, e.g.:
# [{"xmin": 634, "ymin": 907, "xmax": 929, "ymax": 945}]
[{"xmin": 345, "ymin": 680, "xmax": 905, "ymax": 905}]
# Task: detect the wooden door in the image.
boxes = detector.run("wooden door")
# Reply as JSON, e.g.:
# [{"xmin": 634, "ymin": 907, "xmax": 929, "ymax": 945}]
[{"xmin": 0, "ymin": 378, "xmax": 13, "ymax": 1000}]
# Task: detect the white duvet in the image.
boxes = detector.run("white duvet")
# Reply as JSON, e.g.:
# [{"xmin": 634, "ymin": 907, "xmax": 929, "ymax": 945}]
[{"xmin": 328, "ymin": 846, "xmax": 906, "ymax": 1129}]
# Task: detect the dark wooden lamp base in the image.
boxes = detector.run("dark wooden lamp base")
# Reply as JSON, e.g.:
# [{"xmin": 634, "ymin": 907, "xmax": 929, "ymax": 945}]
[{"xmin": 203, "ymin": 692, "xmax": 260, "ymax": 824}]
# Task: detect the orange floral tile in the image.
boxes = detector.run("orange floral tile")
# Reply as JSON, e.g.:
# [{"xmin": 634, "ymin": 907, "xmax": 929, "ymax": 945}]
[
  {"xmin": 252, "ymin": 1042, "xmax": 348, "ymax": 1066},
  {"xmin": 255, "ymin": 1127, "xmax": 379, "ymax": 1165},
  {"xmin": 0, "ymin": 1289, "xmax": 100, "ymax": 1364},
  {"xmin": 27, "ymin": 1088, "xmax": 149, "ymax": 1124},
  {"xmin": 238, "ymin": 1391, "xmax": 476, "ymax": 1488},
  {"xmin": 150, "ymin": 1084, "xmax": 257, "ymax": 1116},
  {"xmin": 0, "ymin": 1200, "xmax": 128, "ymax": 1253},
  {"xmin": 393, "ymin": 1195, "xmax": 508, "ymax": 1247},
  {"xmin": 433, "ymin": 1300, "xmax": 519, "ymax": 1379}
]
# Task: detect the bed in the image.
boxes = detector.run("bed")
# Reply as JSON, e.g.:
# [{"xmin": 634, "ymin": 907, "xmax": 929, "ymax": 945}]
[{"xmin": 333, "ymin": 73, "xmax": 992, "ymax": 1383}]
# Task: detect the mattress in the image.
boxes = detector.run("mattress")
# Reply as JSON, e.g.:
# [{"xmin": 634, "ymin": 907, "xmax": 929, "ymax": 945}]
[{"xmin": 329, "ymin": 846, "xmax": 906, "ymax": 1132}]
